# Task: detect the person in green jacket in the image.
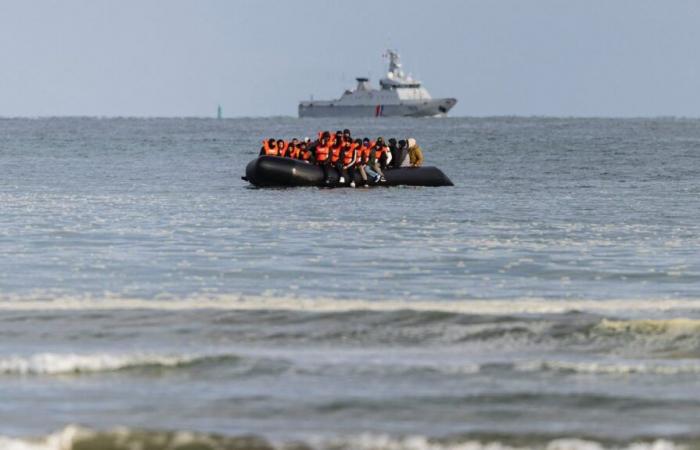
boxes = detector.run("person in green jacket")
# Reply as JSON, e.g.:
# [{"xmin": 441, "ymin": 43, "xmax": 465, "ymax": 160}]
[{"xmin": 407, "ymin": 138, "xmax": 424, "ymax": 167}]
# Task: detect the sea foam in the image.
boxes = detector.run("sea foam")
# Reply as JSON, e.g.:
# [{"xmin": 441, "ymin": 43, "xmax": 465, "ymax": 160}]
[
  {"xmin": 0, "ymin": 352, "xmax": 221, "ymax": 375},
  {"xmin": 0, "ymin": 426, "xmax": 687, "ymax": 450},
  {"xmin": 1, "ymin": 294, "xmax": 700, "ymax": 317}
]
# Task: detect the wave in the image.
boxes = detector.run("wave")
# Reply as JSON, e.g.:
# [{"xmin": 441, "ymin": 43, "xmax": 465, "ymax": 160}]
[
  {"xmin": 0, "ymin": 352, "xmax": 282, "ymax": 375},
  {"xmin": 596, "ymin": 318, "xmax": 700, "ymax": 336},
  {"xmin": 0, "ymin": 426, "xmax": 691, "ymax": 450},
  {"xmin": 513, "ymin": 359, "xmax": 700, "ymax": 375},
  {"xmin": 3, "ymin": 349, "xmax": 700, "ymax": 379},
  {"xmin": 1, "ymin": 294, "xmax": 700, "ymax": 316},
  {"xmin": 2, "ymin": 295, "xmax": 700, "ymax": 359}
]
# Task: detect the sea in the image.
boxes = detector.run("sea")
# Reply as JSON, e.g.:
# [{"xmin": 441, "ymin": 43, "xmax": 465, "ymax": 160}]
[{"xmin": 0, "ymin": 116, "xmax": 699, "ymax": 450}]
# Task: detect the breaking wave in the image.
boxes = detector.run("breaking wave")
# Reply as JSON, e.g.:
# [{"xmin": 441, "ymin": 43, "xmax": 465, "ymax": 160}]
[
  {"xmin": 513, "ymin": 359, "xmax": 700, "ymax": 375},
  {"xmin": 0, "ymin": 352, "xmax": 284, "ymax": 376},
  {"xmin": 2, "ymin": 350, "xmax": 700, "ymax": 379},
  {"xmin": 0, "ymin": 426, "xmax": 692, "ymax": 450},
  {"xmin": 595, "ymin": 318, "xmax": 700, "ymax": 336},
  {"xmin": 2, "ymin": 295, "xmax": 700, "ymax": 363},
  {"xmin": 2, "ymin": 294, "xmax": 700, "ymax": 316}
]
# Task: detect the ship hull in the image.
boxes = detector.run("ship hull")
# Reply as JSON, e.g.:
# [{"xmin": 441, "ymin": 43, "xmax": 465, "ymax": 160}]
[
  {"xmin": 298, "ymin": 98, "xmax": 456, "ymax": 118},
  {"xmin": 243, "ymin": 156, "xmax": 453, "ymax": 188}
]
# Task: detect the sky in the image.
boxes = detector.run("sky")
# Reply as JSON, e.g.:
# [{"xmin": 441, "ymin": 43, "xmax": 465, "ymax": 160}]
[{"xmin": 1, "ymin": 0, "xmax": 699, "ymax": 117}]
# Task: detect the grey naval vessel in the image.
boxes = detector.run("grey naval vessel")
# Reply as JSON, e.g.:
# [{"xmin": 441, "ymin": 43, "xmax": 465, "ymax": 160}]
[{"xmin": 298, "ymin": 50, "xmax": 457, "ymax": 118}]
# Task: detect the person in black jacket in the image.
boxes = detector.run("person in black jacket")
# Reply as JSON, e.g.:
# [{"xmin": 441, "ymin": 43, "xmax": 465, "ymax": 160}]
[{"xmin": 388, "ymin": 138, "xmax": 398, "ymax": 167}]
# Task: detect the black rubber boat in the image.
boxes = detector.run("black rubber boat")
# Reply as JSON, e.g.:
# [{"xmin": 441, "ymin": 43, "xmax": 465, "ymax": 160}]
[{"xmin": 243, "ymin": 156, "xmax": 453, "ymax": 188}]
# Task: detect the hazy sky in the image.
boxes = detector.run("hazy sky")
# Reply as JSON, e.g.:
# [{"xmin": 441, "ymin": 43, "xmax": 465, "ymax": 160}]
[{"xmin": 1, "ymin": 0, "xmax": 699, "ymax": 117}]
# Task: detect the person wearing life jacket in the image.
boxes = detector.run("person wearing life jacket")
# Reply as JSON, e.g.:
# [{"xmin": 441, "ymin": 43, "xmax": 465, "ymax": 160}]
[
  {"xmin": 350, "ymin": 138, "xmax": 369, "ymax": 187},
  {"xmin": 331, "ymin": 130, "xmax": 344, "ymax": 147},
  {"xmin": 259, "ymin": 138, "xmax": 278, "ymax": 156},
  {"xmin": 287, "ymin": 138, "xmax": 301, "ymax": 159},
  {"xmin": 355, "ymin": 137, "xmax": 375, "ymax": 186},
  {"xmin": 276, "ymin": 139, "xmax": 289, "ymax": 158},
  {"xmin": 375, "ymin": 137, "xmax": 392, "ymax": 170},
  {"xmin": 315, "ymin": 131, "xmax": 328, "ymax": 147},
  {"xmin": 314, "ymin": 134, "xmax": 333, "ymax": 184},
  {"xmin": 329, "ymin": 135, "xmax": 345, "ymax": 183},
  {"xmin": 339, "ymin": 139, "xmax": 359, "ymax": 188},
  {"xmin": 367, "ymin": 137, "xmax": 389, "ymax": 183},
  {"xmin": 298, "ymin": 141, "xmax": 313, "ymax": 163},
  {"xmin": 313, "ymin": 131, "xmax": 330, "ymax": 148}
]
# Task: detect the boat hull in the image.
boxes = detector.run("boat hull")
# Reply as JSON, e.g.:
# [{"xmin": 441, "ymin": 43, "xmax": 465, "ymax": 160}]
[
  {"xmin": 244, "ymin": 156, "xmax": 453, "ymax": 188},
  {"xmin": 298, "ymin": 98, "xmax": 457, "ymax": 118}
]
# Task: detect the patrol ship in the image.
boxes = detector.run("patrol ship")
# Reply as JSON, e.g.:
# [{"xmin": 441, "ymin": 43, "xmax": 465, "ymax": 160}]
[{"xmin": 298, "ymin": 50, "xmax": 457, "ymax": 118}]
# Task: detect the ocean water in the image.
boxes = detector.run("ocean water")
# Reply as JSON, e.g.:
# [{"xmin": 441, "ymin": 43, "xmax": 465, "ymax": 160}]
[{"xmin": 1, "ymin": 117, "xmax": 700, "ymax": 450}]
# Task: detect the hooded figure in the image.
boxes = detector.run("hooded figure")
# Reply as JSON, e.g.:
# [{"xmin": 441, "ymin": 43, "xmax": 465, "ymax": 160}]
[
  {"xmin": 396, "ymin": 139, "xmax": 411, "ymax": 167},
  {"xmin": 407, "ymin": 138, "xmax": 424, "ymax": 167}
]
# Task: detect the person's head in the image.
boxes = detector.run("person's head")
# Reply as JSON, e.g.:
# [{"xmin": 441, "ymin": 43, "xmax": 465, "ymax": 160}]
[
  {"xmin": 322, "ymin": 131, "xmax": 331, "ymax": 139},
  {"xmin": 300, "ymin": 142, "xmax": 308, "ymax": 150},
  {"xmin": 398, "ymin": 139, "xmax": 407, "ymax": 148},
  {"xmin": 407, "ymin": 138, "xmax": 416, "ymax": 148},
  {"xmin": 291, "ymin": 138, "xmax": 299, "ymax": 146},
  {"xmin": 277, "ymin": 139, "xmax": 285, "ymax": 148},
  {"xmin": 343, "ymin": 128, "xmax": 351, "ymax": 138},
  {"xmin": 267, "ymin": 138, "xmax": 276, "ymax": 146},
  {"xmin": 376, "ymin": 137, "xmax": 384, "ymax": 145},
  {"xmin": 304, "ymin": 137, "xmax": 311, "ymax": 144},
  {"xmin": 354, "ymin": 138, "xmax": 362, "ymax": 145},
  {"xmin": 362, "ymin": 137, "xmax": 370, "ymax": 146},
  {"xmin": 388, "ymin": 138, "xmax": 397, "ymax": 146}
]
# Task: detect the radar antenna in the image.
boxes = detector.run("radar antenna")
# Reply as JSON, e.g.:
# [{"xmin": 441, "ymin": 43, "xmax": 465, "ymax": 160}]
[{"xmin": 383, "ymin": 49, "xmax": 405, "ymax": 79}]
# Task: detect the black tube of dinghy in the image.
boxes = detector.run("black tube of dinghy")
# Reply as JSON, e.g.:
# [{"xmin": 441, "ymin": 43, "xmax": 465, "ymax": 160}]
[{"xmin": 245, "ymin": 156, "xmax": 453, "ymax": 188}]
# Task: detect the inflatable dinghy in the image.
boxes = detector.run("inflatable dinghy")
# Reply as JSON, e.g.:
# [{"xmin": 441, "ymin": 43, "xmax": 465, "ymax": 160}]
[{"xmin": 243, "ymin": 156, "xmax": 453, "ymax": 188}]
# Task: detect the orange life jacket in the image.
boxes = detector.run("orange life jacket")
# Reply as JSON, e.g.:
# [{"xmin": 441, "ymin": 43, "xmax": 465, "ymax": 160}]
[
  {"xmin": 342, "ymin": 144, "xmax": 358, "ymax": 166},
  {"xmin": 330, "ymin": 144, "xmax": 342, "ymax": 163},
  {"xmin": 372, "ymin": 145, "xmax": 388, "ymax": 162},
  {"xmin": 315, "ymin": 144, "xmax": 330, "ymax": 163},
  {"xmin": 288, "ymin": 145, "xmax": 300, "ymax": 159},
  {"xmin": 262, "ymin": 140, "xmax": 278, "ymax": 156},
  {"xmin": 358, "ymin": 144, "xmax": 371, "ymax": 164},
  {"xmin": 300, "ymin": 149, "xmax": 312, "ymax": 161},
  {"xmin": 276, "ymin": 141, "xmax": 289, "ymax": 157}
]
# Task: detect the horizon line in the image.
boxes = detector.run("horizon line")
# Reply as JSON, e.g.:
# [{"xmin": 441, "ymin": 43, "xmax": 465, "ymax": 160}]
[{"xmin": 2, "ymin": 114, "xmax": 700, "ymax": 120}]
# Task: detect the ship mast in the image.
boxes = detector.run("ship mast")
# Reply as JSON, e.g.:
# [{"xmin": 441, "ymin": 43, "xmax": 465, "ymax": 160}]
[{"xmin": 385, "ymin": 49, "xmax": 405, "ymax": 79}]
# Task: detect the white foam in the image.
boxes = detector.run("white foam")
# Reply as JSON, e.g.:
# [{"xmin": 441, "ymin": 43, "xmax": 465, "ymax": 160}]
[
  {"xmin": 0, "ymin": 294, "xmax": 699, "ymax": 317},
  {"xmin": 515, "ymin": 359, "xmax": 700, "ymax": 375},
  {"xmin": 595, "ymin": 318, "xmax": 700, "ymax": 335},
  {"xmin": 0, "ymin": 425, "xmax": 84, "ymax": 450},
  {"xmin": 0, "ymin": 427, "xmax": 686, "ymax": 450},
  {"xmin": 0, "ymin": 352, "xmax": 206, "ymax": 375},
  {"xmin": 311, "ymin": 435, "xmax": 684, "ymax": 450}
]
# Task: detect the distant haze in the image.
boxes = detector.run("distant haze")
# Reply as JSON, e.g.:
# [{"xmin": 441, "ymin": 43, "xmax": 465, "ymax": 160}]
[{"xmin": 1, "ymin": 0, "xmax": 699, "ymax": 117}]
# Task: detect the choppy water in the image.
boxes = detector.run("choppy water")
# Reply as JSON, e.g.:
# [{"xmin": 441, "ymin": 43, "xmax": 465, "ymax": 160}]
[{"xmin": 1, "ymin": 117, "xmax": 700, "ymax": 450}]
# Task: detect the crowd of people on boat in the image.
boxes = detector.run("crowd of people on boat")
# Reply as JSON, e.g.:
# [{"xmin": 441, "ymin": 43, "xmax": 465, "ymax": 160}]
[{"xmin": 259, "ymin": 129, "xmax": 424, "ymax": 187}]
